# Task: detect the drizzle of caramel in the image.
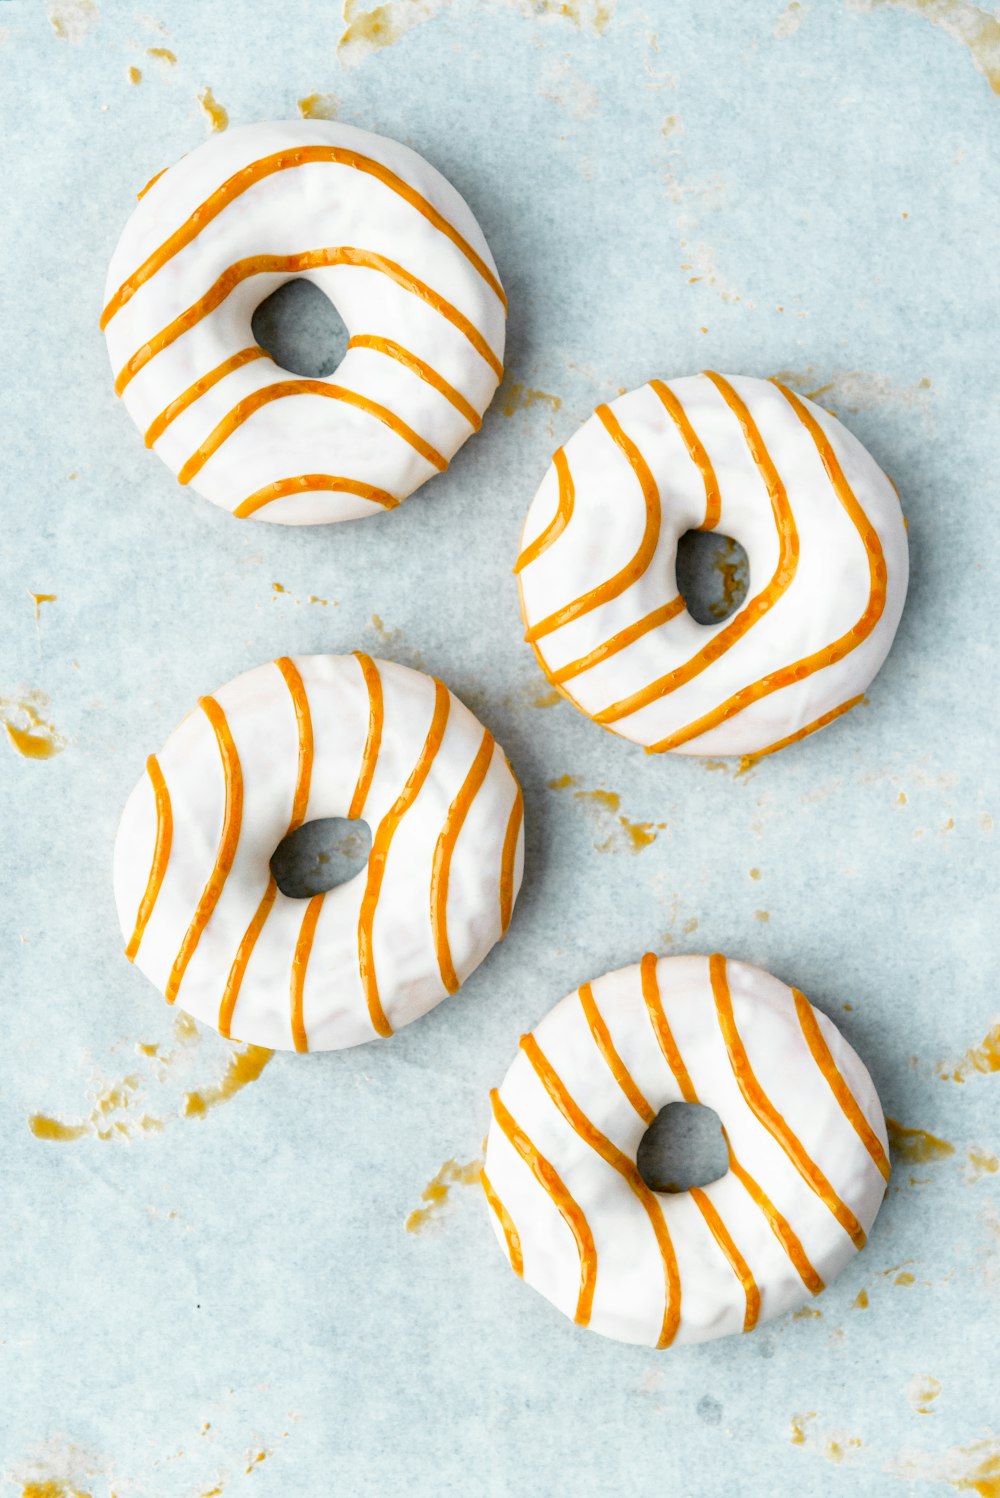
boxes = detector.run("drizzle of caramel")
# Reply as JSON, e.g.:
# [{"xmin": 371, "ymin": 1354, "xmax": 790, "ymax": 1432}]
[
  {"xmin": 5, "ymin": 723, "xmax": 61, "ymax": 759},
  {"xmin": 886, "ymin": 1117, "xmax": 955, "ymax": 1163},
  {"xmin": 1, "ymin": 696, "xmax": 64, "ymax": 759},
  {"xmin": 197, "ymin": 87, "xmax": 228, "ymax": 132},
  {"xmin": 405, "ymin": 1156, "xmax": 483, "ymax": 1233},
  {"xmin": 146, "ymin": 45, "xmax": 177, "ymax": 63},
  {"xmin": 29, "ymin": 591, "xmax": 58, "ymax": 620},
  {"xmin": 853, "ymin": 1288, "xmax": 869, "ymax": 1309},
  {"xmin": 184, "ymin": 1044, "xmax": 272, "ymax": 1116},
  {"xmin": 128, "ymin": 64, "xmax": 142, "ymax": 83},
  {"xmin": 21, "ymin": 1484, "xmax": 91, "ymax": 1498}
]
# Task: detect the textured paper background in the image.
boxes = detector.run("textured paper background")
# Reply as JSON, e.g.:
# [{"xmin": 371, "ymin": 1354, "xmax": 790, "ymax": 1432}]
[{"xmin": 1, "ymin": 0, "xmax": 999, "ymax": 1493}]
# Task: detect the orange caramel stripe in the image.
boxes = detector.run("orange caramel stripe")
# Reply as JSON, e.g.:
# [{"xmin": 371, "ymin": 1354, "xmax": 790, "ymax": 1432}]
[
  {"xmin": 358, "ymin": 679, "xmax": 451, "ymax": 1038},
  {"xmin": 144, "ymin": 346, "xmax": 269, "ymax": 448},
  {"xmin": 725, "ymin": 1137, "xmax": 824, "ymax": 1294},
  {"xmin": 136, "ymin": 166, "xmax": 167, "ymax": 200},
  {"xmin": 640, "ymin": 952, "xmax": 698, "ymax": 1104},
  {"xmin": 102, "ymin": 144, "xmax": 507, "ymax": 330},
  {"xmin": 710, "ymin": 954, "xmax": 866, "ymax": 1250},
  {"xmin": 275, "ymin": 656, "xmax": 314, "ymax": 833},
  {"xmin": 596, "ymin": 372, "xmax": 800, "ymax": 726},
  {"xmin": 125, "ymin": 753, "xmax": 173, "ymax": 961},
  {"xmin": 578, "ymin": 982, "xmax": 655, "ymax": 1125},
  {"xmin": 793, "ymin": 990, "xmax": 891, "ymax": 1184},
  {"xmin": 290, "ymin": 892, "xmax": 324, "ymax": 1053},
  {"xmin": 165, "ymin": 696, "xmax": 244, "ymax": 1004},
  {"xmin": 431, "ymin": 728, "xmax": 495, "ymax": 994},
  {"xmin": 177, "ymin": 379, "xmax": 447, "ymax": 486},
  {"xmin": 348, "ymin": 334, "xmax": 481, "ymax": 430},
  {"xmin": 737, "ymin": 695, "xmax": 864, "ymax": 773},
  {"xmin": 218, "ymin": 875, "xmax": 277, "ymax": 1039},
  {"xmin": 520, "ymin": 1034, "xmax": 681, "ymax": 1348},
  {"xmin": 481, "ymin": 1168, "xmax": 524, "ymax": 1276},
  {"xmin": 649, "ymin": 378, "xmax": 721, "ymax": 530},
  {"xmin": 233, "ymin": 474, "xmax": 399, "ymax": 520},
  {"xmin": 499, "ymin": 781, "xmax": 523, "ymax": 936},
  {"xmin": 551, "ymin": 596, "xmax": 685, "ymax": 687},
  {"xmin": 114, "ymin": 248, "xmax": 503, "ymax": 397},
  {"xmin": 689, "ymin": 1186, "xmax": 760, "ymax": 1332},
  {"xmin": 349, "ymin": 652, "xmax": 385, "ymax": 820},
  {"xmin": 490, "ymin": 1087, "xmax": 597, "ymax": 1326},
  {"xmin": 645, "ymin": 382, "xmax": 887, "ymax": 753},
  {"xmin": 514, "ymin": 446, "xmax": 575, "ymax": 575},
  {"xmin": 525, "ymin": 407, "xmax": 661, "ymax": 644}
]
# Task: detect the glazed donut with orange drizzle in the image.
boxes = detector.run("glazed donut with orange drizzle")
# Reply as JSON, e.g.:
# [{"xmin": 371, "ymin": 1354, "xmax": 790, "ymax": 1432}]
[
  {"xmin": 101, "ymin": 121, "xmax": 505, "ymax": 524},
  {"xmin": 482, "ymin": 954, "xmax": 889, "ymax": 1346},
  {"xmin": 114, "ymin": 655, "xmax": 524, "ymax": 1049},
  {"xmin": 516, "ymin": 374, "xmax": 908, "ymax": 759}
]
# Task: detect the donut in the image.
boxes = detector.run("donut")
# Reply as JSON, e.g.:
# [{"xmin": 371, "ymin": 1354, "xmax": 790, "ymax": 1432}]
[
  {"xmin": 482, "ymin": 953, "xmax": 889, "ymax": 1346},
  {"xmin": 114, "ymin": 655, "xmax": 524, "ymax": 1050},
  {"xmin": 101, "ymin": 121, "xmax": 506, "ymax": 524},
  {"xmin": 515, "ymin": 373, "xmax": 908, "ymax": 759}
]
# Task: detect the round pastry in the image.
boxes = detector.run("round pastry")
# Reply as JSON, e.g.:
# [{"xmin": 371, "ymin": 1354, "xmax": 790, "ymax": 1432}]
[
  {"xmin": 101, "ymin": 121, "xmax": 506, "ymax": 524},
  {"xmin": 515, "ymin": 373, "xmax": 908, "ymax": 759},
  {"xmin": 482, "ymin": 953, "xmax": 889, "ymax": 1346},
  {"xmin": 114, "ymin": 654, "xmax": 524, "ymax": 1050}
]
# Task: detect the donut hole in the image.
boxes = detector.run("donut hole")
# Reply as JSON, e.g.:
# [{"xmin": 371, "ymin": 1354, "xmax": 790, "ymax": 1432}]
[
  {"xmin": 675, "ymin": 532, "xmax": 749, "ymax": 625},
  {"xmin": 271, "ymin": 816, "xmax": 372, "ymax": 898},
  {"xmin": 251, "ymin": 278, "xmax": 348, "ymax": 379},
  {"xmin": 636, "ymin": 1102, "xmax": 728, "ymax": 1194}
]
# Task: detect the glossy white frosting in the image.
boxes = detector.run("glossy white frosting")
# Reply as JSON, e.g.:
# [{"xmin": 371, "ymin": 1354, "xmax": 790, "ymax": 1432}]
[
  {"xmin": 102, "ymin": 121, "xmax": 506, "ymax": 524},
  {"xmin": 114, "ymin": 655, "xmax": 524, "ymax": 1049},
  {"xmin": 483, "ymin": 954, "xmax": 889, "ymax": 1347},
  {"xmin": 517, "ymin": 374, "xmax": 909, "ymax": 757}
]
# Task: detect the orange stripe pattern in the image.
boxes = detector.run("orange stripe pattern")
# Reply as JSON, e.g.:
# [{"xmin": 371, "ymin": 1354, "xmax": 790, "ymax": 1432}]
[
  {"xmin": 125, "ymin": 754, "xmax": 173, "ymax": 961},
  {"xmin": 793, "ymin": 990, "xmax": 891, "ymax": 1183},
  {"xmin": 431, "ymin": 728, "xmax": 495, "ymax": 993},
  {"xmin": 481, "ymin": 1168, "xmax": 524, "ymax": 1277}
]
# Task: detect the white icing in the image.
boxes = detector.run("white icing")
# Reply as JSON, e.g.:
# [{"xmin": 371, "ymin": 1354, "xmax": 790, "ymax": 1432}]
[
  {"xmin": 114, "ymin": 655, "xmax": 524, "ymax": 1049},
  {"xmin": 483, "ymin": 954, "xmax": 889, "ymax": 1347},
  {"xmin": 102, "ymin": 122, "xmax": 505, "ymax": 524},
  {"xmin": 517, "ymin": 374, "xmax": 909, "ymax": 757}
]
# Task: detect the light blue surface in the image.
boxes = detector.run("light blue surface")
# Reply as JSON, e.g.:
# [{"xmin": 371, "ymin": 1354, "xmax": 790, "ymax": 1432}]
[{"xmin": 1, "ymin": 0, "xmax": 999, "ymax": 1492}]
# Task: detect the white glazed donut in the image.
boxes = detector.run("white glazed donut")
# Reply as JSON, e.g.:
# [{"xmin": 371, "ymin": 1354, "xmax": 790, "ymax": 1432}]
[
  {"xmin": 482, "ymin": 953, "xmax": 889, "ymax": 1347},
  {"xmin": 516, "ymin": 373, "xmax": 908, "ymax": 759},
  {"xmin": 114, "ymin": 655, "xmax": 524, "ymax": 1050},
  {"xmin": 101, "ymin": 121, "xmax": 506, "ymax": 524}
]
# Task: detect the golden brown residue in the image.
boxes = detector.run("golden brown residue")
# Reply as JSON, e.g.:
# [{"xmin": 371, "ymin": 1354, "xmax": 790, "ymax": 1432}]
[
  {"xmin": 501, "ymin": 382, "xmax": 563, "ymax": 418},
  {"xmin": 1, "ymin": 695, "xmax": 65, "ymax": 760},
  {"xmin": 127, "ymin": 64, "xmax": 142, "ymax": 83},
  {"xmin": 338, "ymin": 0, "xmax": 448, "ymax": 65},
  {"xmin": 21, "ymin": 1484, "xmax": 91, "ymax": 1498},
  {"xmin": 853, "ymin": 1288, "xmax": 869, "ymax": 1308},
  {"xmin": 791, "ymin": 1306, "xmax": 822, "ymax": 1320},
  {"xmin": 548, "ymin": 780, "xmax": 664, "ymax": 853},
  {"xmin": 966, "ymin": 1148, "xmax": 1000, "ymax": 1181},
  {"xmin": 897, "ymin": 1437, "xmax": 1000, "ymax": 1493},
  {"xmin": 29, "ymin": 1017, "xmax": 270, "ymax": 1141},
  {"xmin": 770, "ymin": 365, "xmax": 934, "ymax": 419},
  {"xmin": 897, "ymin": 790, "xmax": 908, "ymax": 805},
  {"xmin": 895, "ymin": 1271, "xmax": 916, "ymax": 1286},
  {"xmin": 405, "ymin": 1156, "xmax": 483, "ymax": 1233},
  {"xmin": 755, "ymin": 910, "xmax": 770, "ymax": 923},
  {"xmin": 47, "ymin": 0, "xmax": 99, "ymax": 42},
  {"xmin": 940, "ymin": 1024, "xmax": 1000, "ymax": 1082},
  {"xmin": 790, "ymin": 1412, "xmax": 816, "ymax": 1446},
  {"xmin": 29, "ymin": 591, "xmax": 58, "ymax": 620},
  {"xmin": 197, "ymin": 87, "xmax": 228, "ymax": 132},
  {"xmin": 184, "ymin": 1045, "xmax": 272, "ymax": 1116},
  {"xmin": 525, "ymin": 684, "xmax": 563, "ymax": 708},
  {"xmin": 857, "ymin": 0, "xmax": 1000, "ymax": 96},
  {"xmin": 298, "ymin": 92, "xmax": 339, "ymax": 119},
  {"xmin": 308, "ymin": 594, "xmax": 330, "ymax": 606},
  {"xmin": 908, "ymin": 1373, "xmax": 942, "ymax": 1414},
  {"xmin": 887, "ymin": 1117, "xmax": 955, "ymax": 1162},
  {"xmin": 682, "ymin": 916, "xmax": 699, "ymax": 934},
  {"xmin": 145, "ymin": 44, "xmax": 176, "ymax": 62},
  {"xmin": 749, "ymin": 867, "xmax": 761, "ymax": 879},
  {"xmin": 244, "ymin": 1450, "xmax": 269, "ymax": 1474},
  {"xmin": 272, "ymin": 582, "xmax": 286, "ymax": 593},
  {"xmin": 825, "ymin": 1437, "xmax": 862, "ymax": 1464}
]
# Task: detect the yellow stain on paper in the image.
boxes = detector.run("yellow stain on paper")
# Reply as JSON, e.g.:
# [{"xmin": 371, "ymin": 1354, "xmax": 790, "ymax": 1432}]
[
  {"xmin": 405, "ymin": 1157, "xmax": 483, "ymax": 1233},
  {"xmin": 2, "ymin": 695, "xmax": 65, "ymax": 760},
  {"xmin": 939, "ymin": 1023, "xmax": 1000, "ymax": 1082},
  {"xmin": 886, "ymin": 1117, "xmax": 955, "ymax": 1163},
  {"xmin": 198, "ymin": 87, "xmax": 228, "ymax": 132}
]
